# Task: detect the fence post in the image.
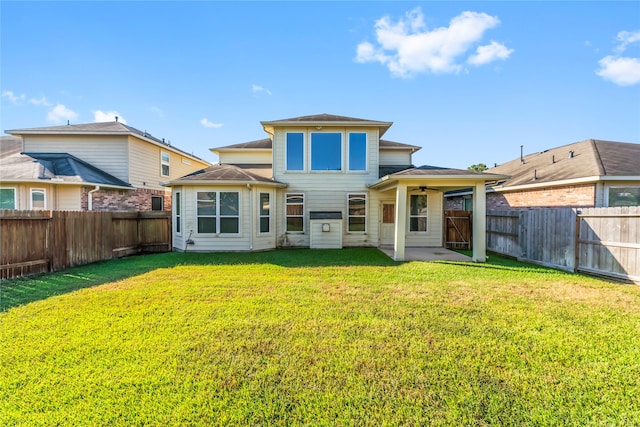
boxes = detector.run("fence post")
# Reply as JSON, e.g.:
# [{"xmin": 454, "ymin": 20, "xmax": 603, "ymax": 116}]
[{"xmin": 574, "ymin": 210, "xmax": 581, "ymax": 272}]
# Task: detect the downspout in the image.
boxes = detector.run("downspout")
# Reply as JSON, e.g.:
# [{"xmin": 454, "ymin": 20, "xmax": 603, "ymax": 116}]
[
  {"xmin": 247, "ymin": 184, "xmax": 253, "ymax": 251},
  {"xmin": 87, "ymin": 185, "xmax": 100, "ymax": 211}
]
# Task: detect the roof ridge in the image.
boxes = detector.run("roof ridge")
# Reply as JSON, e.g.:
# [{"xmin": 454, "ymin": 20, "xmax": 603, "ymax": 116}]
[{"xmin": 590, "ymin": 139, "xmax": 607, "ymax": 175}]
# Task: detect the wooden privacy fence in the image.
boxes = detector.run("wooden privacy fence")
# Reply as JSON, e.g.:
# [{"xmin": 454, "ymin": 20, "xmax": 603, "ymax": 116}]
[
  {"xmin": 487, "ymin": 207, "xmax": 640, "ymax": 283},
  {"xmin": 1, "ymin": 210, "xmax": 172, "ymax": 280},
  {"xmin": 444, "ymin": 210, "xmax": 472, "ymax": 250}
]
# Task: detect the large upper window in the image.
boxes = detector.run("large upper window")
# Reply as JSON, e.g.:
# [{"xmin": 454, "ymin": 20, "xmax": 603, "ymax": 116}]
[
  {"xmin": 286, "ymin": 133, "xmax": 304, "ymax": 171},
  {"xmin": 161, "ymin": 152, "xmax": 170, "ymax": 177},
  {"xmin": 259, "ymin": 193, "xmax": 270, "ymax": 233},
  {"xmin": 608, "ymin": 187, "xmax": 640, "ymax": 207},
  {"xmin": 31, "ymin": 189, "xmax": 46, "ymax": 210},
  {"xmin": 348, "ymin": 194, "xmax": 367, "ymax": 232},
  {"xmin": 348, "ymin": 133, "xmax": 367, "ymax": 171},
  {"xmin": 197, "ymin": 191, "xmax": 239, "ymax": 234},
  {"xmin": 409, "ymin": 194, "xmax": 428, "ymax": 232},
  {"xmin": 286, "ymin": 193, "xmax": 304, "ymax": 233},
  {"xmin": 311, "ymin": 133, "xmax": 342, "ymax": 171},
  {"xmin": 0, "ymin": 188, "xmax": 16, "ymax": 210}
]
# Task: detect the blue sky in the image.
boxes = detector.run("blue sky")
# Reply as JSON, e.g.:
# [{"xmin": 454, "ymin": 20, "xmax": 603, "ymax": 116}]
[{"xmin": 2, "ymin": 1, "xmax": 639, "ymax": 169}]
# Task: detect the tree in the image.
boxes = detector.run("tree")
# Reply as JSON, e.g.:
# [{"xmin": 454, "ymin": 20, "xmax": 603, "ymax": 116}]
[{"xmin": 467, "ymin": 163, "xmax": 488, "ymax": 172}]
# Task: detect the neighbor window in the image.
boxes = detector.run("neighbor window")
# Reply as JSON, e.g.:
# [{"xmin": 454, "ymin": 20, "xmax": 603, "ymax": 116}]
[
  {"xmin": 174, "ymin": 192, "xmax": 181, "ymax": 234},
  {"xmin": 30, "ymin": 189, "xmax": 46, "ymax": 210},
  {"xmin": 311, "ymin": 132, "xmax": 342, "ymax": 171},
  {"xmin": 409, "ymin": 194, "xmax": 428, "ymax": 232},
  {"xmin": 197, "ymin": 191, "xmax": 239, "ymax": 234},
  {"xmin": 286, "ymin": 133, "xmax": 304, "ymax": 171},
  {"xmin": 286, "ymin": 193, "xmax": 304, "ymax": 233},
  {"xmin": 608, "ymin": 187, "xmax": 640, "ymax": 207},
  {"xmin": 259, "ymin": 192, "xmax": 270, "ymax": 233},
  {"xmin": 0, "ymin": 188, "xmax": 16, "ymax": 210},
  {"xmin": 348, "ymin": 133, "xmax": 367, "ymax": 171},
  {"xmin": 152, "ymin": 195, "xmax": 163, "ymax": 211},
  {"xmin": 161, "ymin": 152, "xmax": 170, "ymax": 177},
  {"xmin": 348, "ymin": 194, "xmax": 367, "ymax": 232}
]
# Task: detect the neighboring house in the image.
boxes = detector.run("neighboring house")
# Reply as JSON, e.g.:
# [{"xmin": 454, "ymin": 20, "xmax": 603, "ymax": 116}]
[
  {"xmin": 167, "ymin": 114, "xmax": 507, "ymax": 261},
  {"xmin": 445, "ymin": 139, "xmax": 640, "ymax": 210},
  {"xmin": 1, "ymin": 121, "xmax": 210, "ymax": 211}
]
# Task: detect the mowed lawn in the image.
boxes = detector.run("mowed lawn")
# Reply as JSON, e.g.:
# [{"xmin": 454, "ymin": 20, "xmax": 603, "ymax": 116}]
[{"xmin": 1, "ymin": 249, "xmax": 639, "ymax": 426}]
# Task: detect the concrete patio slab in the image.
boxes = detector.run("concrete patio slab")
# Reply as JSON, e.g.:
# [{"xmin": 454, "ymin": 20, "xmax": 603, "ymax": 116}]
[{"xmin": 379, "ymin": 246, "xmax": 472, "ymax": 262}]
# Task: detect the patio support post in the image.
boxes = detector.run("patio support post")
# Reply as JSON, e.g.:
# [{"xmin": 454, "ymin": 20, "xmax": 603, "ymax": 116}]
[
  {"xmin": 394, "ymin": 183, "xmax": 407, "ymax": 261},
  {"xmin": 472, "ymin": 181, "xmax": 487, "ymax": 262}
]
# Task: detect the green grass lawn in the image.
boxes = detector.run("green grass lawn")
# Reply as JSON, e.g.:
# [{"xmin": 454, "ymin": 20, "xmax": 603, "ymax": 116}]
[{"xmin": 1, "ymin": 249, "xmax": 639, "ymax": 426}]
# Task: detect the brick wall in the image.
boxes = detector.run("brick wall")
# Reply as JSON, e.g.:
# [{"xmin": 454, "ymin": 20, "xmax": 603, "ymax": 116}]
[
  {"xmin": 487, "ymin": 184, "xmax": 596, "ymax": 210},
  {"xmin": 444, "ymin": 197, "xmax": 466, "ymax": 211},
  {"xmin": 81, "ymin": 187, "xmax": 172, "ymax": 211}
]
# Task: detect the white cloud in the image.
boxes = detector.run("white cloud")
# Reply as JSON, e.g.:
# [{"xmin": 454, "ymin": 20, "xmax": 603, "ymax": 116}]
[
  {"xmin": 355, "ymin": 8, "xmax": 511, "ymax": 77},
  {"xmin": 94, "ymin": 110, "xmax": 127, "ymax": 123},
  {"xmin": 47, "ymin": 104, "xmax": 78, "ymax": 123},
  {"xmin": 468, "ymin": 41, "xmax": 514, "ymax": 66},
  {"xmin": 29, "ymin": 96, "xmax": 52, "ymax": 106},
  {"xmin": 596, "ymin": 56, "xmax": 640, "ymax": 86},
  {"xmin": 2, "ymin": 90, "xmax": 26, "ymax": 104},
  {"xmin": 200, "ymin": 118, "xmax": 223, "ymax": 128},
  {"xmin": 596, "ymin": 30, "xmax": 640, "ymax": 86},
  {"xmin": 252, "ymin": 84, "xmax": 272, "ymax": 95}
]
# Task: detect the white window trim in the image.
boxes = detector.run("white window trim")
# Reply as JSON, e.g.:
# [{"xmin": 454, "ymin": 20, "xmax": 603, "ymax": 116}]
[
  {"xmin": 347, "ymin": 132, "xmax": 368, "ymax": 173},
  {"xmin": 310, "ymin": 131, "xmax": 343, "ymax": 173},
  {"xmin": 285, "ymin": 192, "xmax": 305, "ymax": 234},
  {"xmin": 409, "ymin": 193, "xmax": 428, "ymax": 233},
  {"xmin": 161, "ymin": 151, "xmax": 170, "ymax": 177},
  {"xmin": 151, "ymin": 195, "xmax": 164, "ymax": 211},
  {"xmin": 30, "ymin": 188, "xmax": 46, "ymax": 210},
  {"xmin": 347, "ymin": 193, "xmax": 367, "ymax": 233},
  {"xmin": 196, "ymin": 191, "xmax": 241, "ymax": 236},
  {"xmin": 174, "ymin": 191, "xmax": 182, "ymax": 235},
  {"xmin": 0, "ymin": 187, "xmax": 17, "ymax": 210},
  {"xmin": 259, "ymin": 192, "xmax": 271, "ymax": 235},
  {"xmin": 285, "ymin": 132, "xmax": 306, "ymax": 172}
]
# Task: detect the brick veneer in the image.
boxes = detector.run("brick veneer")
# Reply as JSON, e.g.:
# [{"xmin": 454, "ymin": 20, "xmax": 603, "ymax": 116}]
[{"xmin": 80, "ymin": 187, "xmax": 172, "ymax": 211}]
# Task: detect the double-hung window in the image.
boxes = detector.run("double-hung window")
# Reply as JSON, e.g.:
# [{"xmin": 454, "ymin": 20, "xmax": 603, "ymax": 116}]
[
  {"xmin": 174, "ymin": 192, "xmax": 181, "ymax": 234},
  {"xmin": 30, "ymin": 189, "xmax": 46, "ymax": 210},
  {"xmin": 161, "ymin": 152, "xmax": 170, "ymax": 177},
  {"xmin": 409, "ymin": 194, "xmax": 428, "ymax": 232},
  {"xmin": 286, "ymin": 193, "xmax": 304, "ymax": 233},
  {"xmin": 286, "ymin": 133, "xmax": 304, "ymax": 171},
  {"xmin": 348, "ymin": 194, "xmax": 367, "ymax": 232},
  {"xmin": 348, "ymin": 133, "xmax": 367, "ymax": 171},
  {"xmin": 197, "ymin": 191, "xmax": 239, "ymax": 234},
  {"xmin": 311, "ymin": 132, "xmax": 342, "ymax": 171},
  {"xmin": 259, "ymin": 193, "xmax": 270, "ymax": 233},
  {"xmin": 0, "ymin": 188, "xmax": 16, "ymax": 209}
]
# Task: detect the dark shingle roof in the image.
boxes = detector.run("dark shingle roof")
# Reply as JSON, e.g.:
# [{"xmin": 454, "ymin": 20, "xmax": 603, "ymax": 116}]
[
  {"xmin": 391, "ymin": 165, "xmax": 502, "ymax": 177},
  {"xmin": 265, "ymin": 113, "xmax": 386, "ymax": 123},
  {"xmin": 379, "ymin": 165, "xmax": 414, "ymax": 178},
  {"xmin": 261, "ymin": 114, "xmax": 393, "ymax": 136},
  {"xmin": 169, "ymin": 163, "xmax": 286, "ymax": 187},
  {"xmin": 214, "ymin": 138, "xmax": 272, "ymax": 151},
  {"xmin": 379, "ymin": 139, "xmax": 421, "ymax": 152},
  {"xmin": 488, "ymin": 139, "xmax": 640, "ymax": 188}
]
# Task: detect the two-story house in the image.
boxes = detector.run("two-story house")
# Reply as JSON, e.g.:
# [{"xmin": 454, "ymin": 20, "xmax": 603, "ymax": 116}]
[
  {"xmin": 1, "ymin": 121, "xmax": 210, "ymax": 211},
  {"xmin": 167, "ymin": 114, "xmax": 507, "ymax": 261}
]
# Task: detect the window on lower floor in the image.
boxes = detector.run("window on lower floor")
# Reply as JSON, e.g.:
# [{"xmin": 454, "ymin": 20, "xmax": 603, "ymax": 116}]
[
  {"xmin": 608, "ymin": 187, "xmax": 640, "ymax": 207},
  {"xmin": 152, "ymin": 195, "xmax": 163, "ymax": 211},
  {"xmin": 348, "ymin": 194, "xmax": 367, "ymax": 232},
  {"xmin": 30, "ymin": 189, "xmax": 46, "ymax": 210},
  {"xmin": 259, "ymin": 192, "xmax": 270, "ymax": 233},
  {"xmin": 0, "ymin": 188, "xmax": 16, "ymax": 209},
  {"xmin": 286, "ymin": 193, "xmax": 304, "ymax": 232},
  {"xmin": 174, "ymin": 192, "xmax": 181, "ymax": 234},
  {"xmin": 196, "ymin": 191, "xmax": 240, "ymax": 234},
  {"xmin": 409, "ymin": 194, "xmax": 428, "ymax": 232}
]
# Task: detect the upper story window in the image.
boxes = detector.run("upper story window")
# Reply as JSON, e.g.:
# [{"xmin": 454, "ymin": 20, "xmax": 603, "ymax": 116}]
[
  {"xmin": 286, "ymin": 133, "xmax": 304, "ymax": 171},
  {"xmin": 348, "ymin": 133, "xmax": 367, "ymax": 171},
  {"xmin": 311, "ymin": 132, "xmax": 342, "ymax": 171},
  {"xmin": 0, "ymin": 188, "xmax": 16, "ymax": 210},
  {"xmin": 161, "ymin": 152, "xmax": 170, "ymax": 177},
  {"xmin": 409, "ymin": 194, "xmax": 428, "ymax": 232},
  {"xmin": 31, "ymin": 189, "xmax": 46, "ymax": 210}
]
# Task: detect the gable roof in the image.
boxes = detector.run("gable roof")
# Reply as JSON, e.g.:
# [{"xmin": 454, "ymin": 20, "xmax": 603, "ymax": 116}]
[
  {"xmin": 213, "ymin": 138, "xmax": 272, "ymax": 152},
  {"xmin": 6, "ymin": 121, "xmax": 208, "ymax": 164},
  {"xmin": 261, "ymin": 113, "xmax": 393, "ymax": 137},
  {"xmin": 0, "ymin": 148, "xmax": 132, "ymax": 189},
  {"xmin": 488, "ymin": 139, "xmax": 640, "ymax": 189},
  {"xmin": 379, "ymin": 139, "xmax": 421, "ymax": 153},
  {"xmin": 167, "ymin": 163, "xmax": 286, "ymax": 187}
]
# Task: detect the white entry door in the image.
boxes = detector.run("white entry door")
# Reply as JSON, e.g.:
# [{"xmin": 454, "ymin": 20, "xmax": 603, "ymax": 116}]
[{"xmin": 380, "ymin": 203, "xmax": 395, "ymax": 246}]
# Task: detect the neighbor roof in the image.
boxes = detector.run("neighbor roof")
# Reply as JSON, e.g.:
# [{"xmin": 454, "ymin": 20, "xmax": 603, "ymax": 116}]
[
  {"xmin": 167, "ymin": 163, "xmax": 286, "ymax": 187},
  {"xmin": 6, "ymin": 121, "xmax": 208, "ymax": 164},
  {"xmin": 488, "ymin": 139, "xmax": 640, "ymax": 189},
  {"xmin": 261, "ymin": 113, "xmax": 393, "ymax": 137}
]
